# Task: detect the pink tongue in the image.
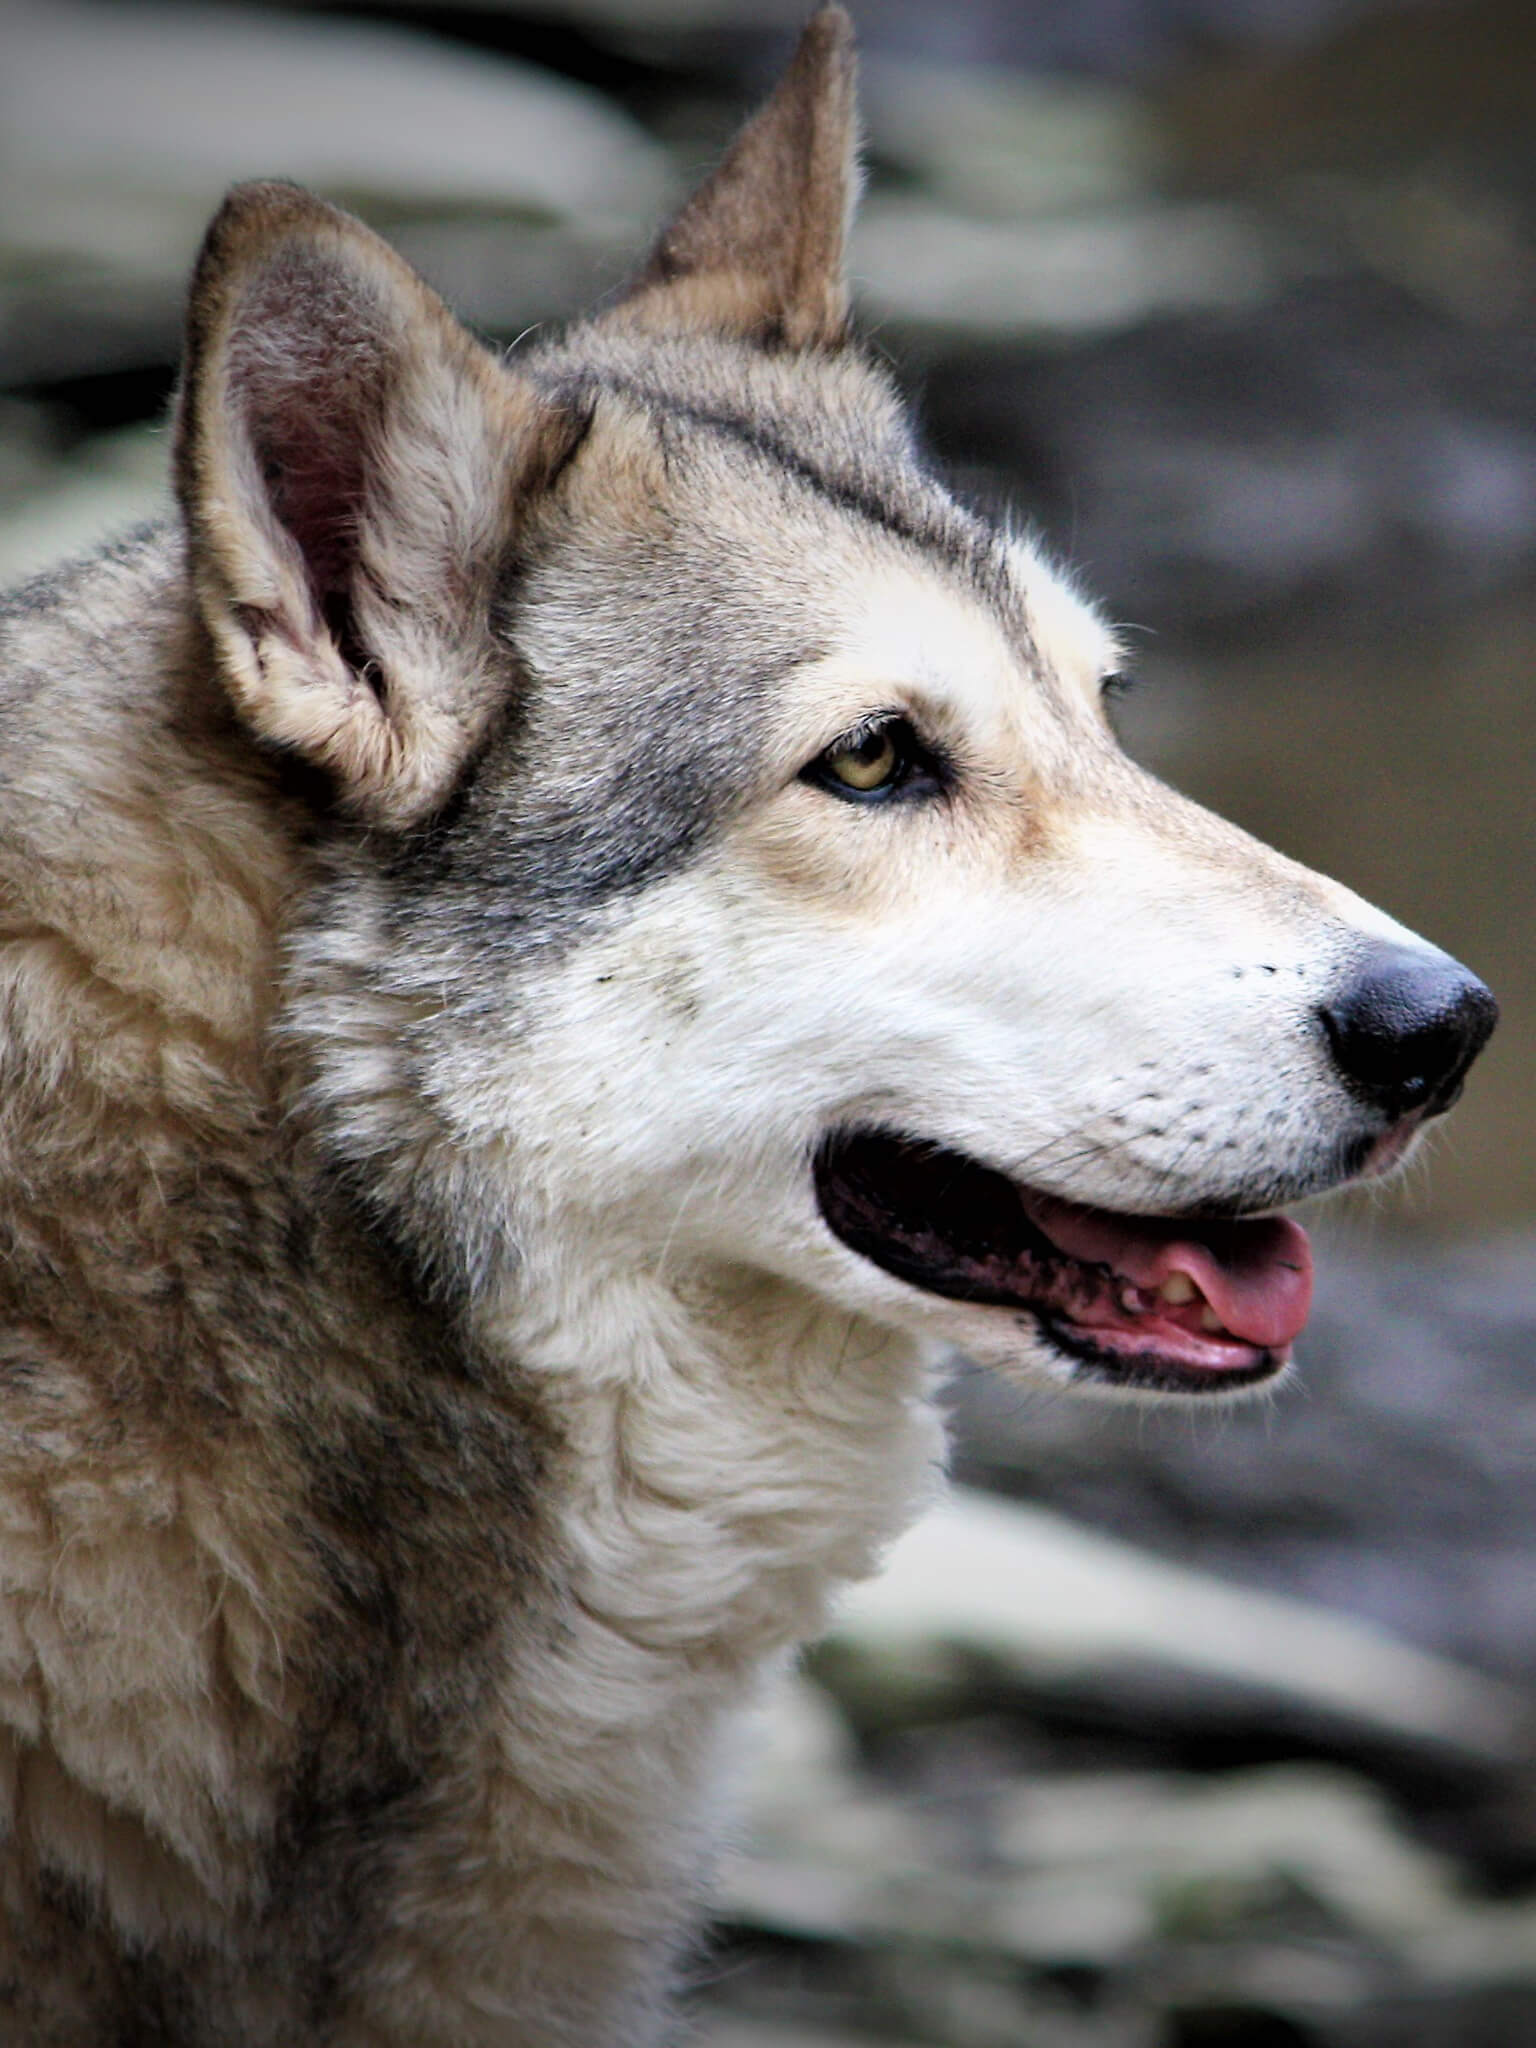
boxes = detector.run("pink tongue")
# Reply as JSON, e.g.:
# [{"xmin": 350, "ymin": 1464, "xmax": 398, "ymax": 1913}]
[{"xmin": 1025, "ymin": 1195, "xmax": 1314, "ymax": 1350}]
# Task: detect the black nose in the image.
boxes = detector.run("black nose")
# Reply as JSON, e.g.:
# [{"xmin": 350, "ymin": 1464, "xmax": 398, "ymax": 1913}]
[{"xmin": 1320, "ymin": 941, "xmax": 1498, "ymax": 1120}]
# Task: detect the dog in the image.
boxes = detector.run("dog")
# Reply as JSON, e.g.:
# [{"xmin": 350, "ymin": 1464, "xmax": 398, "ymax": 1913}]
[{"xmin": 0, "ymin": 8, "xmax": 1496, "ymax": 2042}]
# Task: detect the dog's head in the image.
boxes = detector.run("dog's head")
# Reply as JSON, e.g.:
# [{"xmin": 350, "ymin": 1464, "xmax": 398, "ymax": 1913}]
[{"xmin": 174, "ymin": 7, "xmax": 1495, "ymax": 1398}]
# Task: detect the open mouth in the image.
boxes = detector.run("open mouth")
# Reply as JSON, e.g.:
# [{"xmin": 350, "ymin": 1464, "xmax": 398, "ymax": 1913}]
[{"xmin": 812, "ymin": 1129, "xmax": 1313, "ymax": 1394}]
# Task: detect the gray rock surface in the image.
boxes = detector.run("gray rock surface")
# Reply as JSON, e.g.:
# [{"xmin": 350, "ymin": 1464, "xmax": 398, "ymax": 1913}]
[
  {"xmin": 829, "ymin": 1491, "xmax": 1531, "ymax": 1767},
  {"xmin": 693, "ymin": 1660, "xmax": 1536, "ymax": 2048}
]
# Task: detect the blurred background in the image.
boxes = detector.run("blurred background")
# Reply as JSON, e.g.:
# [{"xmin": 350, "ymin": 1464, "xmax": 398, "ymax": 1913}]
[{"xmin": 2, "ymin": 0, "xmax": 1534, "ymax": 2040}]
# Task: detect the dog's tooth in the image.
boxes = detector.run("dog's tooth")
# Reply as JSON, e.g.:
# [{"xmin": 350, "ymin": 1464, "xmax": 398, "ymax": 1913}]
[
  {"xmin": 1199, "ymin": 1305, "xmax": 1226, "ymax": 1334},
  {"xmin": 1159, "ymin": 1272, "xmax": 1197, "ymax": 1306}
]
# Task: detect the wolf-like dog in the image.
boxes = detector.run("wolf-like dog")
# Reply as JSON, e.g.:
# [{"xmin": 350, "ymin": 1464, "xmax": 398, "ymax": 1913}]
[{"xmin": 0, "ymin": 9, "xmax": 1495, "ymax": 2043}]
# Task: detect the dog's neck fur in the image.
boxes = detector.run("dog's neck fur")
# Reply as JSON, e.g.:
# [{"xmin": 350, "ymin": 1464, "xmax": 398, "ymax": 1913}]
[
  {"xmin": 488, "ymin": 1258, "xmax": 941, "ymax": 1654},
  {"xmin": 460, "ymin": 1260, "xmax": 942, "ymax": 2038},
  {"xmin": 297, "ymin": 864, "xmax": 948, "ymax": 2033}
]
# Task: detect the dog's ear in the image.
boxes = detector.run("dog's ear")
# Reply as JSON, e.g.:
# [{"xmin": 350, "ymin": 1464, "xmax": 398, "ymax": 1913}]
[
  {"xmin": 617, "ymin": 4, "xmax": 859, "ymax": 348},
  {"xmin": 175, "ymin": 182, "xmax": 577, "ymax": 826}
]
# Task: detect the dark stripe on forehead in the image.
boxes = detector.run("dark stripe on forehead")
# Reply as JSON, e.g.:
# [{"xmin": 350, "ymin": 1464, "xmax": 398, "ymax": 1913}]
[{"xmin": 538, "ymin": 368, "xmax": 1025, "ymax": 633}]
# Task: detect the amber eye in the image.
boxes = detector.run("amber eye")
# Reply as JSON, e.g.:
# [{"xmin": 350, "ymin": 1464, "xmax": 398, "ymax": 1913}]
[
  {"xmin": 825, "ymin": 724, "xmax": 900, "ymax": 791},
  {"xmin": 803, "ymin": 716, "xmax": 944, "ymax": 804}
]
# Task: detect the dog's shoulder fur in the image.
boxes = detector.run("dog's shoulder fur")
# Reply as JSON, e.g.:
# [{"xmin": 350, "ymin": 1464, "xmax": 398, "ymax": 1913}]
[
  {"xmin": 0, "ymin": 525, "xmax": 562, "ymax": 2035},
  {"xmin": 0, "ymin": 13, "xmax": 945, "ymax": 2042}
]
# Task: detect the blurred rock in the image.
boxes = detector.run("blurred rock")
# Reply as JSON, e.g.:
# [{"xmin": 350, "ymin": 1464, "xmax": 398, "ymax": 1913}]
[
  {"xmin": 0, "ymin": 400, "xmax": 65, "ymax": 508},
  {"xmin": 1, "ymin": 2, "xmax": 666, "ymax": 220},
  {"xmin": 700, "ymin": 2024, "xmax": 929, "ymax": 2048},
  {"xmin": 0, "ymin": 422, "xmax": 168, "ymax": 587},
  {"xmin": 860, "ymin": 61, "xmax": 1160, "ymax": 220},
  {"xmin": 699, "ymin": 1656, "xmax": 1536, "ymax": 2048},
  {"xmin": 0, "ymin": 0, "xmax": 668, "ymax": 385},
  {"xmin": 917, "ymin": 272, "xmax": 1536, "ymax": 637},
  {"xmin": 387, "ymin": 216, "xmax": 642, "ymax": 336},
  {"xmin": 313, "ymin": 0, "xmax": 1435, "ymax": 84},
  {"xmin": 996, "ymin": 1766, "xmax": 1464, "ymax": 1946},
  {"xmin": 856, "ymin": 198, "xmax": 1271, "ymax": 337},
  {"xmin": 823, "ymin": 1489, "xmax": 1531, "ymax": 1768},
  {"xmin": 371, "ymin": 0, "xmax": 806, "ymax": 30}
]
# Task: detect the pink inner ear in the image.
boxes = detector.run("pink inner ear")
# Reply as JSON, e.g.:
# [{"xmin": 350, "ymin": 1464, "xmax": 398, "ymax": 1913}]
[{"xmin": 226, "ymin": 250, "xmax": 392, "ymax": 603}]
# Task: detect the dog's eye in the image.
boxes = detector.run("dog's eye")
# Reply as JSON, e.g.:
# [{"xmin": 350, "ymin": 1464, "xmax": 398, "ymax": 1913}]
[
  {"xmin": 826, "ymin": 725, "xmax": 899, "ymax": 790},
  {"xmin": 803, "ymin": 717, "xmax": 942, "ymax": 803}
]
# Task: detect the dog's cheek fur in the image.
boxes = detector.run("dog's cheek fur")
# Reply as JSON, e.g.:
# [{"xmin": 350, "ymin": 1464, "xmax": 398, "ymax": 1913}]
[{"xmin": 281, "ymin": 408, "xmax": 932, "ymax": 1255}]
